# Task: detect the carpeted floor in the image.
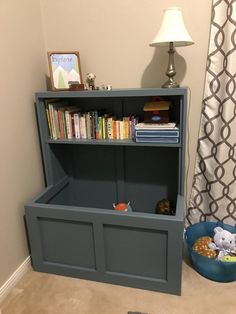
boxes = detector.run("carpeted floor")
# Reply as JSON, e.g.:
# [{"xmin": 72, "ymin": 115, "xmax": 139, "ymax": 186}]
[{"xmin": 1, "ymin": 260, "xmax": 236, "ymax": 314}]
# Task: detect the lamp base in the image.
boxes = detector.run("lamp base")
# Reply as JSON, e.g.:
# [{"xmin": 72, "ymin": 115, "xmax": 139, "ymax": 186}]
[
  {"xmin": 162, "ymin": 42, "xmax": 179, "ymax": 88},
  {"xmin": 162, "ymin": 80, "xmax": 179, "ymax": 88}
]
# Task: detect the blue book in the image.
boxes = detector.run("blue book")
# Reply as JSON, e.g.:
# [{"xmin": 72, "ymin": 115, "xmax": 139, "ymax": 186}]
[
  {"xmin": 135, "ymin": 137, "xmax": 179, "ymax": 143},
  {"xmin": 136, "ymin": 129, "xmax": 179, "ymax": 137}
]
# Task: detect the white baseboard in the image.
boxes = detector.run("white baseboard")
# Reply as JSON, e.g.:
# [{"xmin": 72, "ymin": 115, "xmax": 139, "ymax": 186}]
[{"xmin": 0, "ymin": 256, "xmax": 31, "ymax": 304}]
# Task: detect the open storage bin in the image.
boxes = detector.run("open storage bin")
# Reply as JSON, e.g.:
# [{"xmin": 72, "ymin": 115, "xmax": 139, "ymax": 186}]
[
  {"xmin": 25, "ymin": 88, "xmax": 187, "ymax": 295},
  {"xmin": 185, "ymin": 222, "xmax": 236, "ymax": 282}
]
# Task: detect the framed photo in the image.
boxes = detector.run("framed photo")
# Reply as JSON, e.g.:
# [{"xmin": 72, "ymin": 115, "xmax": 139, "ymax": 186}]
[{"xmin": 47, "ymin": 51, "xmax": 83, "ymax": 91}]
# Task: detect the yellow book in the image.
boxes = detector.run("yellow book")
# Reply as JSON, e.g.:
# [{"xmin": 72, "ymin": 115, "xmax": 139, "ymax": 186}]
[
  {"xmin": 107, "ymin": 117, "xmax": 113, "ymax": 139},
  {"xmin": 46, "ymin": 108, "xmax": 52, "ymax": 139}
]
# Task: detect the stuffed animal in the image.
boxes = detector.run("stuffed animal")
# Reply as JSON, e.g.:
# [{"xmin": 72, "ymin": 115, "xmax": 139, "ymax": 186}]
[
  {"xmin": 208, "ymin": 227, "xmax": 236, "ymax": 260},
  {"xmin": 86, "ymin": 73, "xmax": 96, "ymax": 90},
  {"xmin": 113, "ymin": 202, "xmax": 132, "ymax": 212},
  {"xmin": 193, "ymin": 236, "xmax": 217, "ymax": 259},
  {"xmin": 155, "ymin": 199, "xmax": 174, "ymax": 215}
]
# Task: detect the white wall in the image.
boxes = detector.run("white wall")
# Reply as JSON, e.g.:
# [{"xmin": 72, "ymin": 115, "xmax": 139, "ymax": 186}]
[{"xmin": 0, "ymin": 0, "xmax": 47, "ymax": 286}]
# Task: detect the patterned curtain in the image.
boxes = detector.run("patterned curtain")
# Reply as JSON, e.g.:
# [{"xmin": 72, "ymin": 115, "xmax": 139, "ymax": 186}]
[{"xmin": 186, "ymin": 0, "xmax": 236, "ymax": 226}]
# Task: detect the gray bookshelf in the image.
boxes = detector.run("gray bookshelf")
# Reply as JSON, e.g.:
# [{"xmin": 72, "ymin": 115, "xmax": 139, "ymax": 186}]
[{"xmin": 25, "ymin": 88, "xmax": 187, "ymax": 295}]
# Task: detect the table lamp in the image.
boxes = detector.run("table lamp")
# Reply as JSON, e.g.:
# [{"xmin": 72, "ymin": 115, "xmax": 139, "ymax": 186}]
[{"xmin": 150, "ymin": 7, "xmax": 194, "ymax": 88}]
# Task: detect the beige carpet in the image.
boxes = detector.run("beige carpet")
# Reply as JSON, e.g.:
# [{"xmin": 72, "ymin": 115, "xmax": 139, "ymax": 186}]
[{"xmin": 1, "ymin": 261, "xmax": 236, "ymax": 314}]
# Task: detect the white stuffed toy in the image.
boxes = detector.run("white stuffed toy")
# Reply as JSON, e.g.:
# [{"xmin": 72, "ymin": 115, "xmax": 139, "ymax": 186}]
[
  {"xmin": 86, "ymin": 73, "xmax": 96, "ymax": 90},
  {"xmin": 208, "ymin": 226, "xmax": 236, "ymax": 260}
]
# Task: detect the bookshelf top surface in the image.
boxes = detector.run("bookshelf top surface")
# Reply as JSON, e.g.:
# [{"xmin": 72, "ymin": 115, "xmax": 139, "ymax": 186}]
[{"xmin": 36, "ymin": 87, "xmax": 188, "ymax": 99}]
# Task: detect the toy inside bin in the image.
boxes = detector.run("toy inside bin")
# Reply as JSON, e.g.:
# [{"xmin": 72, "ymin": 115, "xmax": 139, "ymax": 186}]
[{"xmin": 185, "ymin": 221, "xmax": 236, "ymax": 282}]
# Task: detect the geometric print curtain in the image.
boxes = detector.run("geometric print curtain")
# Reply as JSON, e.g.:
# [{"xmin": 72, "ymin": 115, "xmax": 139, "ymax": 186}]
[{"xmin": 186, "ymin": 0, "xmax": 236, "ymax": 226}]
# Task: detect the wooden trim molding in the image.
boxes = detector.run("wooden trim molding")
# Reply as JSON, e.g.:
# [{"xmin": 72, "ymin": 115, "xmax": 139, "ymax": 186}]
[{"xmin": 0, "ymin": 256, "xmax": 31, "ymax": 304}]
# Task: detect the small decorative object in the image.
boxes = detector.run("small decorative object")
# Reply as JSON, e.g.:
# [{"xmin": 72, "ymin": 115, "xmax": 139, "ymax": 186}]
[
  {"xmin": 150, "ymin": 7, "xmax": 194, "ymax": 88},
  {"xmin": 100, "ymin": 84, "xmax": 112, "ymax": 91},
  {"xmin": 47, "ymin": 51, "xmax": 83, "ymax": 91},
  {"xmin": 113, "ymin": 202, "xmax": 132, "ymax": 212},
  {"xmin": 106, "ymin": 85, "xmax": 112, "ymax": 91},
  {"xmin": 208, "ymin": 227, "xmax": 236, "ymax": 260},
  {"xmin": 68, "ymin": 81, "xmax": 85, "ymax": 91},
  {"xmin": 86, "ymin": 72, "xmax": 96, "ymax": 90},
  {"xmin": 155, "ymin": 198, "xmax": 174, "ymax": 215},
  {"xmin": 143, "ymin": 97, "xmax": 171, "ymax": 123},
  {"xmin": 192, "ymin": 236, "xmax": 217, "ymax": 259}
]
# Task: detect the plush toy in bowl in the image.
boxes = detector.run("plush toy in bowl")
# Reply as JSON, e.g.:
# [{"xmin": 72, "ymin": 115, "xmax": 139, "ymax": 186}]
[
  {"xmin": 192, "ymin": 236, "xmax": 217, "ymax": 259},
  {"xmin": 208, "ymin": 226, "xmax": 236, "ymax": 260},
  {"xmin": 185, "ymin": 222, "xmax": 236, "ymax": 282}
]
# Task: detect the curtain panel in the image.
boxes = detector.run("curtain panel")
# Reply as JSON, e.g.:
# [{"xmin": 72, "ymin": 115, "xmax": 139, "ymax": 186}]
[{"xmin": 187, "ymin": 0, "xmax": 236, "ymax": 226}]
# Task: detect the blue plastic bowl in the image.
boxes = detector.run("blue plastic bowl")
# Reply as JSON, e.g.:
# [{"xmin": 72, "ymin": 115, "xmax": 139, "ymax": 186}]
[{"xmin": 185, "ymin": 221, "xmax": 236, "ymax": 282}]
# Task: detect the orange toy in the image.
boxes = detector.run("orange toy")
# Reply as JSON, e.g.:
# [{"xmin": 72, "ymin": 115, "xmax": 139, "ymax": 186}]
[
  {"xmin": 113, "ymin": 202, "xmax": 132, "ymax": 212},
  {"xmin": 192, "ymin": 236, "xmax": 217, "ymax": 259},
  {"xmin": 114, "ymin": 203, "xmax": 128, "ymax": 211}
]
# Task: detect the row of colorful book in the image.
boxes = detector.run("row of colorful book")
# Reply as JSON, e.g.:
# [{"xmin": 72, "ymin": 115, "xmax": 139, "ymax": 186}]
[
  {"xmin": 134, "ymin": 122, "xmax": 179, "ymax": 143},
  {"xmin": 45, "ymin": 101, "xmax": 139, "ymax": 140}
]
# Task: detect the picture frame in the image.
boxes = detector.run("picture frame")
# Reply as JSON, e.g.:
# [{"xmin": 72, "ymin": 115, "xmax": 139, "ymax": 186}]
[{"xmin": 47, "ymin": 51, "xmax": 83, "ymax": 91}]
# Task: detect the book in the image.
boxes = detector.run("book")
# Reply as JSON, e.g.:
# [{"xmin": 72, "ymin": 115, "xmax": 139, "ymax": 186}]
[
  {"xmin": 46, "ymin": 100, "xmax": 69, "ymax": 139},
  {"xmin": 57, "ymin": 109, "xmax": 65, "ymax": 139},
  {"xmin": 45, "ymin": 107, "xmax": 52, "ymax": 139},
  {"xmin": 90, "ymin": 111, "xmax": 95, "ymax": 139},
  {"xmin": 48, "ymin": 103, "xmax": 57, "ymax": 139},
  {"xmin": 107, "ymin": 117, "xmax": 113, "ymax": 139},
  {"xmin": 80, "ymin": 114, "xmax": 87, "ymax": 139},
  {"xmin": 98, "ymin": 116, "xmax": 103, "ymax": 139},
  {"xmin": 116, "ymin": 120, "xmax": 120, "ymax": 139},
  {"xmin": 61, "ymin": 110, "xmax": 67, "ymax": 138},
  {"xmin": 119, "ymin": 120, "xmax": 124, "ymax": 140},
  {"xmin": 123, "ymin": 117, "xmax": 130, "ymax": 139},
  {"xmin": 103, "ymin": 114, "xmax": 111, "ymax": 139},
  {"xmin": 74, "ymin": 113, "xmax": 81, "ymax": 139},
  {"xmin": 135, "ymin": 128, "xmax": 179, "ymax": 137},
  {"xmin": 64, "ymin": 107, "xmax": 80, "ymax": 139},
  {"xmin": 135, "ymin": 137, "xmax": 179, "ymax": 143},
  {"xmin": 131, "ymin": 115, "xmax": 139, "ymax": 139},
  {"xmin": 85, "ymin": 112, "xmax": 91, "ymax": 140},
  {"xmin": 113, "ymin": 120, "xmax": 117, "ymax": 139},
  {"xmin": 102, "ymin": 116, "xmax": 106, "ymax": 139},
  {"xmin": 45, "ymin": 99, "xmax": 59, "ymax": 139},
  {"xmin": 65, "ymin": 110, "xmax": 72, "ymax": 139},
  {"xmin": 135, "ymin": 122, "xmax": 176, "ymax": 130},
  {"xmin": 94, "ymin": 111, "xmax": 99, "ymax": 139},
  {"xmin": 44, "ymin": 102, "xmax": 143, "ymax": 142}
]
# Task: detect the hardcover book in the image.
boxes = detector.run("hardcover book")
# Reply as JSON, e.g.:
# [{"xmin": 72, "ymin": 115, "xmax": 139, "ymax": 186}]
[
  {"xmin": 136, "ymin": 128, "xmax": 179, "ymax": 137},
  {"xmin": 135, "ymin": 137, "xmax": 179, "ymax": 143},
  {"xmin": 135, "ymin": 122, "xmax": 176, "ymax": 129}
]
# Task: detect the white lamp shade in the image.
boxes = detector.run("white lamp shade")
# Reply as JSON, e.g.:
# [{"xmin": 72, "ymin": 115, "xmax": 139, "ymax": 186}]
[{"xmin": 150, "ymin": 7, "xmax": 194, "ymax": 47}]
